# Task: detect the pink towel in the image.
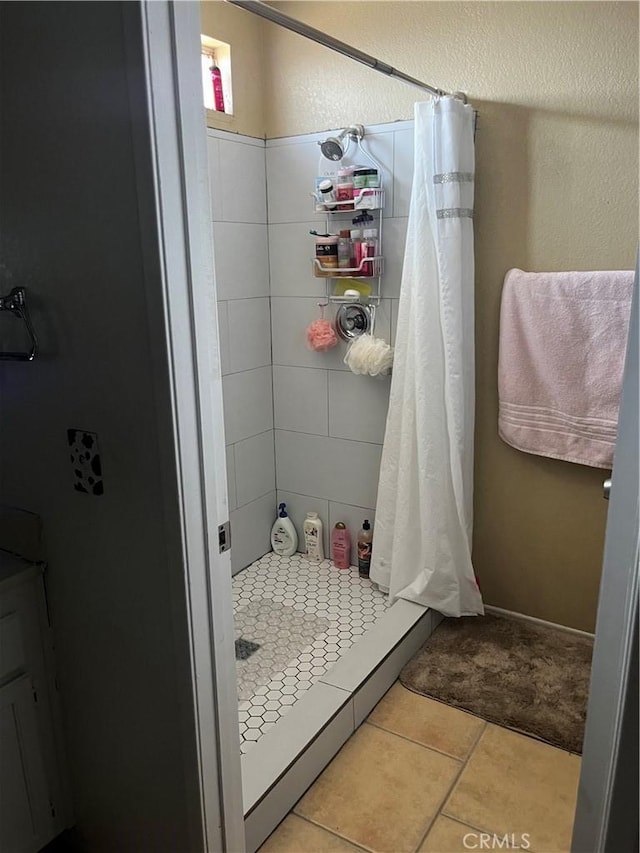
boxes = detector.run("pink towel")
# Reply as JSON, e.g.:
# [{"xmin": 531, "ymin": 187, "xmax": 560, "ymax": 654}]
[{"xmin": 498, "ymin": 268, "xmax": 633, "ymax": 469}]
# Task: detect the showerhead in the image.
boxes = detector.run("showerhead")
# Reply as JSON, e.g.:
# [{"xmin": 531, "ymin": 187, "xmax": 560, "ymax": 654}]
[
  {"xmin": 318, "ymin": 124, "xmax": 365, "ymax": 161},
  {"xmin": 320, "ymin": 137, "xmax": 344, "ymax": 161}
]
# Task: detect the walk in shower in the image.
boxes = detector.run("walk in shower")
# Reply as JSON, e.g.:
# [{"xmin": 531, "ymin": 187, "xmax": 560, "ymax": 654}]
[{"xmin": 208, "ymin": 118, "xmax": 438, "ymax": 845}]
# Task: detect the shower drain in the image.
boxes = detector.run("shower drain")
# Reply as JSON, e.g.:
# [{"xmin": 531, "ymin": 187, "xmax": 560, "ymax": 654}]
[{"xmin": 235, "ymin": 638, "xmax": 261, "ymax": 660}]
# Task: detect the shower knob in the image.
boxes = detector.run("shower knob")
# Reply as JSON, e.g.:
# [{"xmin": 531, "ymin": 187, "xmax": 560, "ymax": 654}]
[{"xmin": 335, "ymin": 303, "xmax": 371, "ymax": 341}]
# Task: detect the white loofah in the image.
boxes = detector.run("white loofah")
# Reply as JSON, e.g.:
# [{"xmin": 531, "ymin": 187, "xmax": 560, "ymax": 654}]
[{"xmin": 344, "ymin": 334, "xmax": 394, "ymax": 377}]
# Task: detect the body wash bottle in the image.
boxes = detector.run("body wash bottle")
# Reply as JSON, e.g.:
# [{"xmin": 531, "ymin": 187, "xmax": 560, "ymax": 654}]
[
  {"xmin": 303, "ymin": 512, "xmax": 324, "ymax": 562},
  {"xmin": 331, "ymin": 522, "xmax": 351, "ymax": 569},
  {"xmin": 357, "ymin": 519, "xmax": 373, "ymax": 577},
  {"xmin": 271, "ymin": 503, "xmax": 298, "ymax": 556}
]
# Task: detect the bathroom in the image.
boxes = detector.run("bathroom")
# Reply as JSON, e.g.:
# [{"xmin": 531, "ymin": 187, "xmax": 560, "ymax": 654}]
[
  {"xmin": 202, "ymin": 0, "xmax": 637, "ymax": 832},
  {"xmin": 0, "ymin": 2, "xmax": 637, "ymax": 852}
]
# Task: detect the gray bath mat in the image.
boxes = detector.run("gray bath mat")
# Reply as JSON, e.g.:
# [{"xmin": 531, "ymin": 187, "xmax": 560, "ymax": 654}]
[
  {"xmin": 400, "ymin": 614, "xmax": 593, "ymax": 754},
  {"xmin": 234, "ymin": 600, "xmax": 330, "ymax": 701}
]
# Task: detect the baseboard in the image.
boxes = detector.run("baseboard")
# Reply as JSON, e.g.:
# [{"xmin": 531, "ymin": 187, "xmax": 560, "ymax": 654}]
[{"xmin": 485, "ymin": 605, "xmax": 595, "ymax": 639}]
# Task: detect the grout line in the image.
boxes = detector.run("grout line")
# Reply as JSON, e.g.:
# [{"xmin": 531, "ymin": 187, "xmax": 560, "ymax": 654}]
[
  {"xmin": 273, "ymin": 363, "xmax": 328, "ymax": 373},
  {"xmin": 275, "ymin": 426, "xmax": 331, "ymax": 439},
  {"xmin": 292, "ymin": 814, "xmax": 375, "ymax": 852},
  {"xmin": 436, "ymin": 811, "xmax": 534, "ymax": 853},
  {"xmin": 437, "ymin": 721, "xmax": 488, "ymax": 816},
  {"xmin": 220, "ymin": 294, "xmax": 271, "ymax": 302},
  {"xmin": 325, "ymin": 366, "xmax": 331, "ymax": 437},
  {"xmin": 278, "ymin": 488, "xmax": 375, "ymax": 515},
  {"xmin": 212, "ymin": 219, "xmax": 267, "ymax": 226},
  {"xmin": 224, "ymin": 363, "xmax": 272, "ymax": 377},
  {"xmin": 412, "ymin": 720, "xmax": 488, "ymax": 852},
  {"xmin": 363, "ymin": 718, "xmax": 474, "ymax": 763},
  {"xmin": 232, "ymin": 486, "xmax": 276, "ymax": 513},
  {"xmin": 274, "ymin": 427, "xmax": 384, "ymax": 448}
]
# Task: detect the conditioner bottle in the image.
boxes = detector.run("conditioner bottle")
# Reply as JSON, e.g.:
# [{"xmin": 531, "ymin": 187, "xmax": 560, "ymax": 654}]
[
  {"xmin": 331, "ymin": 522, "xmax": 351, "ymax": 570},
  {"xmin": 357, "ymin": 519, "xmax": 373, "ymax": 577},
  {"xmin": 303, "ymin": 512, "xmax": 324, "ymax": 562}
]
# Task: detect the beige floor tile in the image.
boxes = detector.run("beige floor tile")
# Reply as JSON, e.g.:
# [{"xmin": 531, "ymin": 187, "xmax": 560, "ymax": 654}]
[
  {"xmin": 368, "ymin": 684, "xmax": 485, "ymax": 758},
  {"xmin": 259, "ymin": 815, "xmax": 362, "ymax": 852},
  {"xmin": 444, "ymin": 724, "xmax": 580, "ymax": 853},
  {"xmin": 419, "ymin": 816, "xmax": 483, "ymax": 852},
  {"xmin": 295, "ymin": 723, "xmax": 461, "ymax": 853}
]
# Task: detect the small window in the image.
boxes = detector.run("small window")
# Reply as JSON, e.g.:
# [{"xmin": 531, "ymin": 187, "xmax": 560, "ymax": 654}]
[{"xmin": 201, "ymin": 36, "xmax": 233, "ymax": 116}]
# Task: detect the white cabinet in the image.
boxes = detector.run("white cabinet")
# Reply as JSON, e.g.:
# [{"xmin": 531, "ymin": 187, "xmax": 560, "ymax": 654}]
[
  {"xmin": 0, "ymin": 558, "xmax": 69, "ymax": 853},
  {"xmin": 0, "ymin": 676, "xmax": 54, "ymax": 852}
]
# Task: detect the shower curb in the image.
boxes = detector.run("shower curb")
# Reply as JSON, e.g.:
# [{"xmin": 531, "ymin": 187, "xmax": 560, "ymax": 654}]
[{"xmin": 242, "ymin": 600, "xmax": 440, "ymax": 851}]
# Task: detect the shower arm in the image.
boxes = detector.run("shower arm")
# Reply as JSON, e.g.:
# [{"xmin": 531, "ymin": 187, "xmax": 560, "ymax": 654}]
[{"xmin": 225, "ymin": 0, "xmax": 467, "ymax": 103}]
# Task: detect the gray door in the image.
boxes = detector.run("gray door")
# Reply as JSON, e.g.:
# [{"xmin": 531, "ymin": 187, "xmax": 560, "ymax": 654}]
[{"xmin": 571, "ymin": 264, "xmax": 639, "ymax": 852}]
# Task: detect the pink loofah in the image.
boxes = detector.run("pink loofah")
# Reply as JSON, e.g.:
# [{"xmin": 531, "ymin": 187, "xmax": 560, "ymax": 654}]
[
  {"xmin": 306, "ymin": 318, "xmax": 338, "ymax": 351},
  {"xmin": 307, "ymin": 320, "xmax": 338, "ymax": 352}
]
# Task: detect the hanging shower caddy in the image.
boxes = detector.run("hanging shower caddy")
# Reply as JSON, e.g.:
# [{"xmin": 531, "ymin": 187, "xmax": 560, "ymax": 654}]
[{"xmin": 310, "ymin": 126, "xmax": 385, "ymax": 305}]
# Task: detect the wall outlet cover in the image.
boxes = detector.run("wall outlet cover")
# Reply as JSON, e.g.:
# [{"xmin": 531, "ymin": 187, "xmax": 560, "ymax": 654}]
[{"xmin": 67, "ymin": 429, "xmax": 103, "ymax": 496}]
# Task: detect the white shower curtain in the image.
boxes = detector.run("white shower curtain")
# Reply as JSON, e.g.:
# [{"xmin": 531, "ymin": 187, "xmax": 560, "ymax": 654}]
[{"xmin": 370, "ymin": 97, "xmax": 484, "ymax": 617}]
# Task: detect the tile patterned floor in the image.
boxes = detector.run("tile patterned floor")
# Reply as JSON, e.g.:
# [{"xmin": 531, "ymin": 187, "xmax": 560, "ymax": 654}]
[
  {"xmin": 260, "ymin": 682, "xmax": 582, "ymax": 853},
  {"xmin": 232, "ymin": 552, "xmax": 388, "ymax": 753}
]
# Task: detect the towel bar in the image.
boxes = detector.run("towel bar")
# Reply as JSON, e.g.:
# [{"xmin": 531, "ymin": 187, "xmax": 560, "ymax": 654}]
[{"xmin": 0, "ymin": 287, "xmax": 38, "ymax": 361}]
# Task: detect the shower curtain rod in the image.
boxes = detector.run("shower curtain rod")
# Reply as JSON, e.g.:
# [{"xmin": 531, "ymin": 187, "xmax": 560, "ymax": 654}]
[{"xmin": 225, "ymin": 0, "xmax": 464, "ymax": 101}]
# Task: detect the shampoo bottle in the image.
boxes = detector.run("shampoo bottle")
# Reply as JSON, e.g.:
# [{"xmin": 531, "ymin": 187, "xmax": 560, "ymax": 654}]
[
  {"xmin": 209, "ymin": 53, "xmax": 226, "ymax": 113},
  {"xmin": 357, "ymin": 519, "xmax": 373, "ymax": 577},
  {"xmin": 303, "ymin": 512, "xmax": 324, "ymax": 562},
  {"xmin": 271, "ymin": 503, "xmax": 298, "ymax": 556},
  {"xmin": 331, "ymin": 522, "xmax": 351, "ymax": 570}
]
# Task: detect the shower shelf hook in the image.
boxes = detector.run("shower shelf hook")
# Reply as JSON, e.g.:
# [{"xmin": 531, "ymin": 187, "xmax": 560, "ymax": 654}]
[{"xmin": 0, "ymin": 286, "xmax": 38, "ymax": 361}]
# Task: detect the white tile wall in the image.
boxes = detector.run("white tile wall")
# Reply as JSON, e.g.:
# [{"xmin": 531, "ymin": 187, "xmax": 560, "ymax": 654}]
[
  {"xmin": 216, "ymin": 137, "xmax": 267, "ymax": 224},
  {"xmin": 213, "ymin": 223, "xmax": 269, "ymax": 300},
  {"xmin": 211, "ymin": 130, "xmax": 275, "ymax": 575},
  {"xmin": 266, "ymin": 140, "xmax": 321, "ymax": 224},
  {"xmin": 273, "ymin": 365, "xmax": 328, "ymax": 435},
  {"xmin": 392, "ymin": 127, "xmax": 415, "ymax": 218},
  {"xmin": 223, "ymin": 366, "xmax": 274, "ymax": 445},
  {"xmin": 269, "ymin": 222, "xmax": 325, "ymax": 298},
  {"xmin": 276, "ymin": 491, "xmax": 330, "ymax": 557},
  {"xmin": 207, "ymin": 136, "xmax": 223, "ymax": 222},
  {"xmin": 212, "ymin": 123, "xmax": 415, "ymax": 580},
  {"xmin": 217, "ymin": 299, "xmax": 231, "ymax": 376},
  {"xmin": 271, "ymin": 297, "xmax": 349, "ymax": 371},
  {"xmin": 328, "ymin": 371, "xmax": 390, "ymax": 444},
  {"xmin": 357, "ymin": 130, "xmax": 394, "ymax": 219},
  {"xmin": 235, "ymin": 430, "xmax": 276, "ymax": 508},
  {"xmin": 227, "ymin": 298, "xmax": 272, "ymax": 374},
  {"xmin": 382, "ymin": 218, "xmax": 409, "ymax": 299},
  {"xmin": 275, "ymin": 430, "xmax": 382, "ymax": 509},
  {"xmin": 230, "ymin": 491, "xmax": 277, "ymax": 575},
  {"xmin": 226, "ymin": 444, "xmax": 237, "ymax": 512}
]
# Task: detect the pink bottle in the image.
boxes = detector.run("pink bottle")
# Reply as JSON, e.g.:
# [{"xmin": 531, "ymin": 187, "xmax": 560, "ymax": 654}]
[
  {"xmin": 210, "ymin": 54, "xmax": 225, "ymax": 113},
  {"xmin": 331, "ymin": 522, "xmax": 351, "ymax": 569}
]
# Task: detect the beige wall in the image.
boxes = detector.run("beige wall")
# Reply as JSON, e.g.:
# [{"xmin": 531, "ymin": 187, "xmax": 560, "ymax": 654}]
[
  {"xmin": 259, "ymin": 1, "xmax": 638, "ymax": 631},
  {"xmin": 200, "ymin": 0, "xmax": 266, "ymax": 137}
]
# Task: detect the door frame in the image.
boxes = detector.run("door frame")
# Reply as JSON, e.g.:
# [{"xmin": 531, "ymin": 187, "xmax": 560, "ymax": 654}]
[
  {"xmin": 125, "ymin": 2, "xmax": 245, "ymax": 850},
  {"xmin": 572, "ymin": 265, "xmax": 639, "ymax": 852}
]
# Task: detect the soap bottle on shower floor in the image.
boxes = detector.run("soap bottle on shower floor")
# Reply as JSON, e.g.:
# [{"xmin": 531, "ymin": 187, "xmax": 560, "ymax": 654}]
[
  {"xmin": 303, "ymin": 512, "xmax": 324, "ymax": 562},
  {"xmin": 331, "ymin": 522, "xmax": 351, "ymax": 569},
  {"xmin": 357, "ymin": 519, "xmax": 373, "ymax": 577},
  {"xmin": 271, "ymin": 503, "xmax": 298, "ymax": 556}
]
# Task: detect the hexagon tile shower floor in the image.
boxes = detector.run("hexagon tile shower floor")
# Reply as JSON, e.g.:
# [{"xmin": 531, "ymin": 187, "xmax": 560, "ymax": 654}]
[{"xmin": 232, "ymin": 552, "xmax": 389, "ymax": 753}]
